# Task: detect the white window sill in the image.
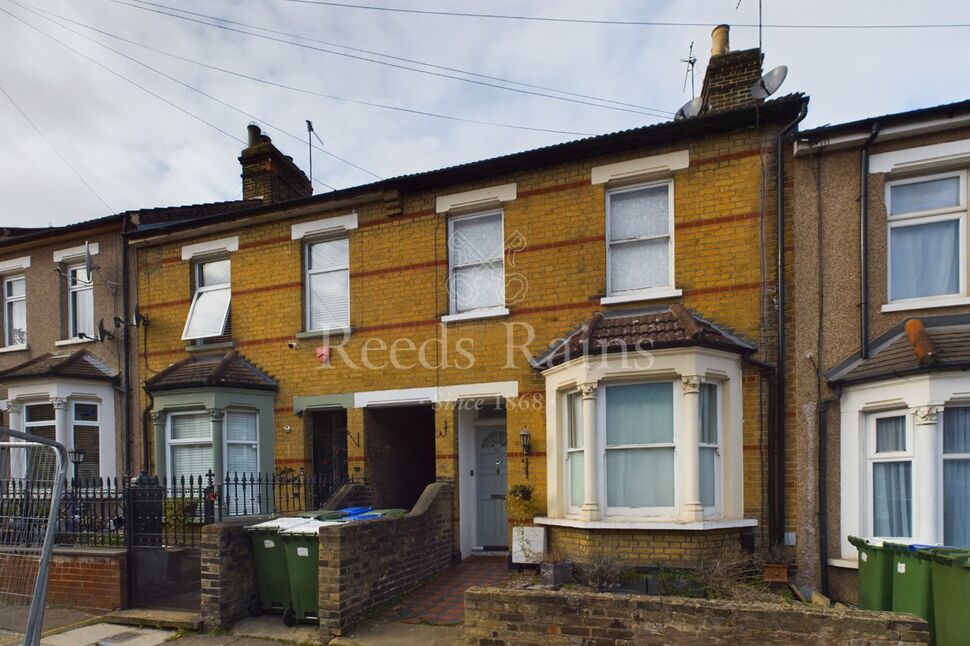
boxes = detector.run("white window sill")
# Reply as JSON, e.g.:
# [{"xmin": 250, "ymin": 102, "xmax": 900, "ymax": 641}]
[
  {"xmin": 296, "ymin": 327, "xmax": 352, "ymax": 339},
  {"xmin": 54, "ymin": 337, "xmax": 95, "ymax": 347},
  {"xmin": 601, "ymin": 287, "xmax": 683, "ymax": 306},
  {"xmin": 441, "ymin": 307, "xmax": 509, "ymax": 324},
  {"xmin": 0, "ymin": 344, "xmax": 28, "ymax": 354},
  {"xmin": 829, "ymin": 558, "xmax": 859, "ymax": 570},
  {"xmin": 881, "ymin": 294, "xmax": 970, "ymax": 312},
  {"xmin": 533, "ymin": 516, "xmax": 757, "ymax": 531}
]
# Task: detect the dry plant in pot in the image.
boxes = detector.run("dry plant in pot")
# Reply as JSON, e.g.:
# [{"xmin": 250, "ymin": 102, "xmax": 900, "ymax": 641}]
[{"xmin": 539, "ymin": 548, "xmax": 573, "ymax": 586}]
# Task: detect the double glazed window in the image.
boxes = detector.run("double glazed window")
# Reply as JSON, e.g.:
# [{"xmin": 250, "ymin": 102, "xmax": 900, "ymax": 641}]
[
  {"xmin": 699, "ymin": 383, "xmax": 720, "ymax": 509},
  {"xmin": 606, "ymin": 181, "xmax": 674, "ymax": 296},
  {"xmin": 944, "ymin": 408, "xmax": 970, "ymax": 546},
  {"xmin": 24, "ymin": 403, "xmax": 55, "ymax": 480},
  {"xmin": 565, "ymin": 392, "xmax": 584, "ymax": 510},
  {"xmin": 305, "ymin": 238, "xmax": 349, "ymax": 331},
  {"xmin": 604, "ymin": 383, "xmax": 675, "ymax": 511},
  {"xmin": 887, "ymin": 172, "xmax": 966, "ymax": 302},
  {"xmin": 72, "ymin": 402, "xmax": 99, "ymax": 480},
  {"xmin": 3, "ymin": 276, "xmax": 25, "ymax": 346},
  {"xmin": 448, "ymin": 211, "xmax": 505, "ymax": 314},
  {"xmin": 182, "ymin": 259, "xmax": 231, "ymax": 341},
  {"xmin": 68, "ymin": 265, "xmax": 94, "ymax": 339},
  {"xmin": 168, "ymin": 410, "xmax": 259, "ymax": 485},
  {"xmin": 869, "ymin": 414, "xmax": 913, "ymax": 538}
]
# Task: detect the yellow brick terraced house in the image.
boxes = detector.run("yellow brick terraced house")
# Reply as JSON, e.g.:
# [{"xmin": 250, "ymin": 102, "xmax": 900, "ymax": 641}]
[{"xmin": 131, "ymin": 33, "xmax": 809, "ymax": 567}]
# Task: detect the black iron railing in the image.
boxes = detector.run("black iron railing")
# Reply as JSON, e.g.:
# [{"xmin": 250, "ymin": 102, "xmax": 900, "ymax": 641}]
[{"xmin": 215, "ymin": 469, "xmax": 349, "ymax": 521}]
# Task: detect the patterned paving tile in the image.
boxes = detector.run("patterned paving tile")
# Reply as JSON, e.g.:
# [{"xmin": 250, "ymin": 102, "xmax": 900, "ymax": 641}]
[{"xmin": 384, "ymin": 556, "xmax": 508, "ymax": 626}]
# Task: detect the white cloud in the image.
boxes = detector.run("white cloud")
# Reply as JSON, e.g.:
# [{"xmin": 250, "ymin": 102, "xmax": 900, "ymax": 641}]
[{"xmin": 1, "ymin": 0, "xmax": 968, "ymax": 225}]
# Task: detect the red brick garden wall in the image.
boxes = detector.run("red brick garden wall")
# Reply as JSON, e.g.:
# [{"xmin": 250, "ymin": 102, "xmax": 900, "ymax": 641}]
[{"xmin": 0, "ymin": 548, "xmax": 127, "ymax": 611}]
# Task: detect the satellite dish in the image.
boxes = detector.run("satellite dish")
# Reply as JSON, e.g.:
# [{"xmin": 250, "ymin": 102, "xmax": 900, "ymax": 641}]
[
  {"xmin": 83, "ymin": 241, "xmax": 98, "ymax": 277},
  {"xmin": 751, "ymin": 65, "xmax": 788, "ymax": 100},
  {"xmin": 674, "ymin": 97, "xmax": 704, "ymax": 121},
  {"xmin": 134, "ymin": 303, "xmax": 148, "ymax": 327},
  {"xmin": 97, "ymin": 318, "xmax": 115, "ymax": 343}
]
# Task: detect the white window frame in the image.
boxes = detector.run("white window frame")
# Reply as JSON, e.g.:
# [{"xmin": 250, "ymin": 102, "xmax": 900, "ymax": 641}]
[
  {"xmin": 224, "ymin": 409, "xmax": 260, "ymax": 477},
  {"xmin": 941, "ymin": 405, "xmax": 970, "ymax": 545},
  {"xmin": 447, "ymin": 210, "xmax": 506, "ymax": 315},
  {"xmin": 166, "ymin": 411, "xmax": 213, "ymax": 485},
  {"xmin": 866, "ymin": 410, "xmax": 914, "ymax": 541},
  {"xmin": 181, "ymin": 258, "xmax": 231, "ymax": 341},
  {"xmin": 67, "ymin": 263, "xmax": 94, "ymax": 340},
  {"xmin": 605, "ymin": 179, "xmax": 676, "ymax": 300},
  {"xmin": 3, "ymin": 275, "xmax": 26, "ymax": 348},
  {"xmin": 699, "ymin": 381, "xmax": 722, "ymax": 516},
  {"xmin": 70, "ymin": 400, "xmax": 100, "ymax": 478},
  {"xmin": 563, "ymin": 390, "xmax": 583, "ymax": 515},
  {"xmin": 304, "ymin": 236, "xmax": 350, "ymax": 332},
  {"xmin": 598, "ymin": 380, "xmax": 679, "ymax": 517},
  {"xmin": 885, "ymin": 171, "xmax": 967, "ymax": 307}
]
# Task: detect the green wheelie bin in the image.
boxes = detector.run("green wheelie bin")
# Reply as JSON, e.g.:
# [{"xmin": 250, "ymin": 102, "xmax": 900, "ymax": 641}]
[
  {"xmin": 928, "ymin": 549, "xmax": 970, "ymax": 646},
  {"xmin": 245, "ymin": 516, "xmax": 313, "ymax": 620},
  {"xmin": 849, "ymin": 536, "xmax": 893, "ymax": 610},
  {"xmin": 884, "ymin": 543, "xmax": 935, "ymax": 631},
  {"xmin": 280, "ymin": 519, "xmax": 343, "ymax": 624}
]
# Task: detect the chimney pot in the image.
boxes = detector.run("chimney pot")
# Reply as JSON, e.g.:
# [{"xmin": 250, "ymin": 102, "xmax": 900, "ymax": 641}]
[
  {"xmin": 711, "ymin": 24, "xmax": 730, "ymax": 56},
  {"xmin": 247, "ymin": 123, "xmax": 261, "ymax": 147}
]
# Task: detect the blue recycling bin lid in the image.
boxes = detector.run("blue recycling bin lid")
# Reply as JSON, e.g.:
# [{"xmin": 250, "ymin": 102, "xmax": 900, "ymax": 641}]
[{"xmin": 337, "ymin": 506, "xmax": 372, "ymax": 515}]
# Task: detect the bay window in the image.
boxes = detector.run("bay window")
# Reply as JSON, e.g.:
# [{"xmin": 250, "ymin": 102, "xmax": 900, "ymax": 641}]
[
  {"xmin": 448, "ymin": 211, "xmax": 505, "ymax": 315},
  {"xmin": 168, "ymin": 412, "xmax": 213, "ymax": 484},
  {"xmin": 72, "ymin": 402, "xmax": 100, "ymax": 480},
  {"xmin": 699, "ymin": 382, "xmax": 719, "ymax": 509},
  {"xmin": 24, "ymin": 403, "xmax": 55, "ymax": 480},
  {"xmin": 944, "ymin": 407, "xmax": 970, "ymax": 546},
  {"xmin": 887, "ymin": 172, "xmax": 966, "ymax": 303},
  {"xmin": 565, "ymin": 392, "xmax": 583, "ymax": 511}
]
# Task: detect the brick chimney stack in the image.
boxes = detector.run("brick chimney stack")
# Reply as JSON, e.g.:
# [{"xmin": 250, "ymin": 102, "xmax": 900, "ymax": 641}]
[
  {"xmin": 699, "ymin": 25, "xmax": 764, "ymax": 114},
  {"xmin": 239, "ymin": 124, "xmax": 312, "ymax": 203}
]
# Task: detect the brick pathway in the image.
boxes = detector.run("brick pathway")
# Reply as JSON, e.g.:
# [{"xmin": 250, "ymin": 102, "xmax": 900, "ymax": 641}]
[{"xmin": 384, "ymin": 556, "xmax": 508, "ymax": 626}]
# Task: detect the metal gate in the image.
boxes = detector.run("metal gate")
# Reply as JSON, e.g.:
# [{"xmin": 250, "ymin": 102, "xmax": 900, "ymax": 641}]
[{"xmin": 127, "ymin": 473, "xmax": 210, "ymax": 610}]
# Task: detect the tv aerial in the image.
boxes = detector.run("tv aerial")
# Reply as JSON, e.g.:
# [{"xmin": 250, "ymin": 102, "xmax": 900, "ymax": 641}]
[
  {"xmin": 751, "ymin": 65, "xmax": 788, "ymax": 100},
  {"xmin": 674, "ymin": 97, "xmax": 704, "ymax": 121}
]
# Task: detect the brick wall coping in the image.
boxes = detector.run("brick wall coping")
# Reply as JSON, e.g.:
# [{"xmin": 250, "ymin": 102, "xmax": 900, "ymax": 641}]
[
  {"xmin": 534, "ymin": 516, "xmax": 758, "ymax": 531},
  {"xmin": 0, "ymin": 545, "xmax": 127, "ymax": 557}
]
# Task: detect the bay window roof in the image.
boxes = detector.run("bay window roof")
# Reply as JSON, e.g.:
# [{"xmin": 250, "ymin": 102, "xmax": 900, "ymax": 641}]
[
  {"xmin": 145, "ymin": 351, "xmax": 277, "ymax": 392},
  {"xmin": 0, "ymin": 349, "xmax": 118, "ymax": 383},
  {"xmin": 535, "ymin": 304, "xmax": 755, "ymax": 368}
]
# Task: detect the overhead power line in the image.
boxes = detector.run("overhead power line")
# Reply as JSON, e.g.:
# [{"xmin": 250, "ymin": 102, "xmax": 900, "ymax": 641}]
[
  {"xmin": 279, "ymin": 0, "xmax": 970, "ymax": 29},
  {"xmin": 6, "ymin": 1, "xmax": 371, "ymax": 185},
  {"xmin": 22, "ymin": 0, "xmax": 597, "ymax": 138},
  {"xmin": 0, "ymin": 78, "xmax": 114, "ymax": 213},
  {"xmin": 125, "ymin": 0, "xmax": 673, "ymax": 116},
  {"xmin": 104, "ymin": 0, "xmax": 669, "ymax": 119}
]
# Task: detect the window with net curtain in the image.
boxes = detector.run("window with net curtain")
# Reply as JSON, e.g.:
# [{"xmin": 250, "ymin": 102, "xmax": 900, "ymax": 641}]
[
  {"xmin": 871, "ymin": 415, "xmax": 912, "ymax": 538},
  {"xmin": 605, "ymin": 382, "xmax": 675, "ymax": 510},
  {"xmin": 944, "ymin": 407, "xmax": 970, "ymax": 547},
  {"xmin": 888, "ymin": 173, "xmax": 965, "ymax": 302},
  {"xmin": 306, "ymin": 238, "xmax": 349, "ymax": 331},
  {"xmin": 607, "ymin": 182, "xmax": 672, "ymax": 295},
  {"xmin": 448, "ymin": 211, "xmax": 505, "ymax": 313}
]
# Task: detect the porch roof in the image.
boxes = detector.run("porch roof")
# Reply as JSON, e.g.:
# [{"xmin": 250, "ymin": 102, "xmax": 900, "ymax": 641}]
[
  {"xmin": 144, "ymin": 351, "xmax": 278, "ymax": 392},
  {"xmin": 827, "ymin": 314, "xmax": 970, "ymax": 386},
  {"xmin": 0, "ymin": 349, "xmax": 118, "ymax": 383},
  {"xmin": 535, "ymin": 304, "xmax": 756, "ymax": 368}
]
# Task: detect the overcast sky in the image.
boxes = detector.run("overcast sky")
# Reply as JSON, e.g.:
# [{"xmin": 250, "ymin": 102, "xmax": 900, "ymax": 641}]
[{"xmin": 1, "ymin": 0, "xmax": 968, "ymax": 227}]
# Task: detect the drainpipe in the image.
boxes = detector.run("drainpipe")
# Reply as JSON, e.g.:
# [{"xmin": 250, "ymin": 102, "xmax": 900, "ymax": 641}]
[
  {"xmin": 817, "ymin": 390, "xmax": 839, "ymax": 596},
  {"xmin": 859, "ymin": 124, "xmax": 880, "ymax": 359},
  {"xmin": 121, "ymin": 216, "xmax": 133, "ymax": 476},
  {"xmin": 774, "ymin": 102, "xmax": 808, "ymax": 545}
]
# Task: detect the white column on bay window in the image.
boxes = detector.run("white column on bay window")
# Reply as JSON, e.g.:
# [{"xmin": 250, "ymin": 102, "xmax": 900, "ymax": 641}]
[
  {"xmin": 51, "ymin": 397, "xmax": 70, "ymax": 453},
  {"xmin": 578, "ymin": 382, "xmax": 601, "ymax": 521},
  {"xmin": 680, "ymin": 376, "xmax": 703, "ymax": 522},
  {"xmin": 210, "ymin": 409, "xmax": 224, "ymax": 481},
  {"xmin": 7, "ymin": 401, "xmax": 25, "ymax": 478},
  {"xmin": 914, "ymin": 405, "xmax": 943, "ymax": 544}
]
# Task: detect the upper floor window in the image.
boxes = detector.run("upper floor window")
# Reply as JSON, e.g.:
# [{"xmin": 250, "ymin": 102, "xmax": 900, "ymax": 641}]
[
  {"xmin": 448, "ymin": 211, "xmax": 505, "ymax": 314},
  {"xmin": 606, "ymin": 181, "xmax": 674, "ymax": 297},
  {"xmin": 68, "ymin": 265, "xmax": 94, "ymax": 339},
  {"xmin": 182, "ymin": 258, "xmax": 231, "ymax": 341},
  {"xmin": 305, "ymin": 238, "xmax": 349, "ymax": 331},
  {"xmin": 4, "ymin": 276, "xmax": 26, "ymax": 347},
  {"xmin": 887, "ymin": 172, "xmax": 966, "ymax": 303}
]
